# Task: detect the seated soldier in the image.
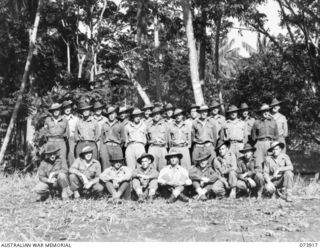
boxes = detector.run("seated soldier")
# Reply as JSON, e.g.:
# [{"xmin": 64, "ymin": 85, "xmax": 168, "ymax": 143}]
[
  {"xmin": 189, "ymin": 153, "xmax": 220, "ymax": 201},
  {"xmin": 132, "ymin": 153, "xmax": 159, "ymax": 203},
  {"xmin": 35, "ymin": 144, "xmax": 71, "ymax": 201},
  {"xmin": 158, "ymin": 149, "xmax": 192, "ymax": 203},
  {"xmin": 212, "ymin": 140, "xmax": 237, "ymax": 199},
  {"xmin": 69, "ymin": 146, "xmax": 104, "ymax": 199},
  {"xmin": 100, "ymin": 154, "xmax": 132, "ymax": 203},
  {"xmin": 263, "ymin": 141, "xmax": 294, "ymax": 202},
  {"xmin": 236, "ymin": 144, "xmax": 264, "ymax": 199}
]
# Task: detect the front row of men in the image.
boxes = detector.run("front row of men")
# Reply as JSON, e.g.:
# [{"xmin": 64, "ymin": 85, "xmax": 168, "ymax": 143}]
[{"xmin": 35, "ymin": 138, "xmax": 294, "ymax": 203}]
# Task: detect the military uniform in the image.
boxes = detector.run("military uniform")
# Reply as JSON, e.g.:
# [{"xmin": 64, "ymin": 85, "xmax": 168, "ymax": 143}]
[
  {"xmin": 64, "ymin": 113, "xmax": 79, "ymax": 166},
  {"xmin": 271, "ymin": 112, "xmax": 288, "ymax": 153}
]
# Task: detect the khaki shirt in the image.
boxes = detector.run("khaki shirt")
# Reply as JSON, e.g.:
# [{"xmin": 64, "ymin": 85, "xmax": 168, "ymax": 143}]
[
  {"xmin": 264, "ymin": 153, "xmax": 293, "ymax": 177},
  {"xmin": 158, "ymin": 165, "xmax": 192, "ymax": 186},
  {"xmin": 210, "ymin": 114, "xmax": 226, "ymax": 133},
  {"xmin": 243, "ymin": 116, "xmax": 255, "ymax": 135},
  {"xmin": 100, "ymin": 166, "xmax": 132, "ymax": 183},
  {"xmin": 189, "ymin": 165, "xmax": 219, "ymax": 183},
  {"xmin": 93, "ymin": 115, "xmax": 108, "ymax": 133},
  {"xmin": 272, "ymin": 112, "xmax": 288, "ymax": 137},
  {"xmin": 251, "ymin": 118, "xmax": 279, "ymax": 142},
  {"xmin": 168, "ymin": 121, "xmax": 191, "ymax": 147},
  {"xmin": 38, "ymin": 158, "xmax": 68, "ymax": 180},
  {"xmin": 70, "ymin": 158, "xmax": 101, "ymax": 180},
  {"xmin": 44, "ymin": 116, "xmax": 69, "ymax": 138},
  {"xmin": 75, "ymin": 116, "xmax": 100, "ymax": 142},
  {"xmin": 221, "ymin": 118, "xmax": 248, "ymax": 143},
  {"xmin": 132, "ymin": 163, "xmax": 159, "ymax": 179},
  {"xmin": 213, "ymin": 152, "xmax": 237, "ymax": 175},
  {"xmin": 101, "ymin": 119, "xmax": 123, "ymax": 145},
  {"xmin": 124, "ymin": 121, "xmax": 148, "ymax": 146},
  {"xmin": 192, "ymin": 118, "xmax": 218, "ymax": 144},
  {"xmin": 147, "ymin": 120, "xmax": 168, "ymax": 146},
  {"xmin": 64, "ymin": 114, "xmax": 79, "ymax": 140}
]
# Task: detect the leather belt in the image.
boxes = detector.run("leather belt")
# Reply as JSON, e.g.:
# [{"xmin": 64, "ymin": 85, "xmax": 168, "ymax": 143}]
[
  {"xmin": 195, "ymin": 142, "xmax": 212, "ymax": 147},
  {"xmin": 150, "ymin": 144, "xmax": 166, "ymax": 147},
  {"xmin": 257, "ymin": 137, "xmax": 272, "ymax": 141},
  {"xmin": 105, "ymin": 142, "xmax": 120, "ymax": 146},
  {"xmin": 229, "ymin": 140, "xmax": 243, "ymax": 144},
  {"xmin": 48, "ymin": 136, "xmax": 65, "ymax": 141},
  {"xmin": 172, "ymin": 143, "xmax": 188, "ymax": 147}
]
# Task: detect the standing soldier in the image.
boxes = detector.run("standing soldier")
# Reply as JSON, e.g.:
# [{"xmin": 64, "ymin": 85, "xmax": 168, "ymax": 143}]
[
  {"xmin": 236, "ymin": 144, "xmax": 264, "ymax": 199},
  {"xmin": 221, "ymin": 105, "xmax": 247, "ymax": 158},
  {"xmin": 100, "ymin": 106, "xmax": 123, "ymax": 170},
  {"xmin": 164, "ymin": 103, "xmax": 174, "ymax": 124},
  {"xmin": 147, "ymin": 107, "xmax": 168, "ymax": 171},
  {"xmin": 239, "ymin": 103, "xmax": 255, "ymax": 144},
  {"xmin": 209, "ymin": 100, "xmax": 226, "ymax": 134},
  {"xmin": 251, "ymin": 104, "xmax": 279, "ymax": 168},
  {"xmin": 74, "ymin": 101, "xmax": 100, "ymax": 160},
  {"xmin": 124, "ymin": 108, "xmax": 147, "ymax": 171},
  {"xmin": 212, "ymin": 140, "xmax": 238, "ymax": 199},
  {"xmin": 185, "ymin": 104, "xmax": 200, "ymax": 130},
  {"xmin": 92, "ymin": 100, "xmax": 107, "ymax": 130},
  {"xmin": 142, "ymin": 103, "xmax": 154, "ymax": 127},
  {"xmin": 118, "ymin": 105, "xmax": 133, "ymax": 154},
  {"xmin": 192, "ymin": 105, "xmax": 219, "ymax": 165},
  {"xmin": 62, "ymin": 100, "xmax": 79, "ymax": 166},
  {"xmin": 263, "ymin": 141, "xmax": 294, "ymax": 202},
  {"xmin": 270, "ymin": 98, "xmax": 288, "ymax": 153},
  {"xmin": 34, "ymin": 144, "xmax": 70, "ymax": 201},
  {"xmin": 44, "ymin": 103, "xmax": 69, "ymax": 167},
  {"xmin": 168, "ymin": 109, "xmax": 191, "ymax": 169}
]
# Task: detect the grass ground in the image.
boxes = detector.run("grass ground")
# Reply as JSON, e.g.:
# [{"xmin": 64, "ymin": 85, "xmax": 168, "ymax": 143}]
[{"xmin": 0, "ymin": 173, "xmax": 320, "ymax": 242}]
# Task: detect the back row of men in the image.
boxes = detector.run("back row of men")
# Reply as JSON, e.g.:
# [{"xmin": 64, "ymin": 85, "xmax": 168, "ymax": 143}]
[{"xmin": 44, "ymin": 98, "xmax": 288, "ymax": 172}]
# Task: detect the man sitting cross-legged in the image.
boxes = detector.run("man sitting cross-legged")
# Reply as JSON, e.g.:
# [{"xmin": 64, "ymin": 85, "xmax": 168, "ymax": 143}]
[
  {"xmin": 35, "ymin": 144, "xmax": 71, "ymax": 201},
  {"xmin": 69, "ymin": 146, "xmax": 104, "ymax": 199},
  {"xmin": 189, "ymin": 153, "xmax": 220, "ymax": 201},
  {"xmin": 236, "ymin": 144, "xmax": 264, "ymax": 199},
  {"xmin": 100, "ymin": 154, "xmax": 132, "ymax": 203},
  {"xmin": 158, "ymin": 149, "xmax": 192, "ymax": 203},
  {"xmin": 132, "ymin": 153, "xmax": 159, "ymax": 203}
]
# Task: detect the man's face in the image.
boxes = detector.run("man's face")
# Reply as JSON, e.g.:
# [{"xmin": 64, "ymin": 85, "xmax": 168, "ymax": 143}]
[
  {"xmin": 199, "ymin": 111, "xmax": 208, "ymax": 119},
  {"xmin": 169, "ymin": 156, "xmax": 179, "ymax": 166},
  {"xmin": 241, "ymin": 110, "xmax": 248, "ymax": 118},
  {"xmin": 84, "ymin": 152, "xmax": 93, "ymax": 161},
  {"xmin": 83, "ymin": 110, "xmax": 90, "ymax": 117},
  {"xmin": 153, "ymin": 113, "xmax": 161, "ymax": 122},
  {"xmin": 166, "ymin": 110, "xmax": 173, "ymax": 118},
  {"xmin": 175, "ymin": 114, "xmax": 183, "ymax": 123},
  {"xmin": 244, "ymin": 151, "xmax": 253, "ymax": 160},
  {"xmin": 229, "ymin": 112, "xmax": 238, "ymax": 120},
  {"xmin": 133, "ymin": 115, "xmax": 141, "ymax": 124},
  {"xmin": 190, "ymin": 108, "xmax": 199, "ymax": 119},
  {"xmin": 199, "ymin": 160, "xmax": 208, "ymax": 169},
  {"xmin": 108, "ymin": 112, "xmax": 116, "ymax": 122},
  {"xmin": 218, "ymin": 145, "xmax": 228, "ymax": 157},
  {"xmin": 95, "ymin": 109, "xmax": 102, "ymax": 116},
  {"xmin": 119, "ymin": 113, "xmax": 127, "ymax": 120},
  {"xmin": 141, "ymin": 158, "xmax": 151, "ymax": 169},
  {"xmin": 262, "ymin": 111, "xmax": 269, "ymax": 119},
  {"xmin": 272, "ymin": 105, "xmax": 280, "ymax": 113},
  {"xmin": 63, "ymin": 107, "xmax": 71, "ymax": 115},
  {"xmin": 211, "ymin": 108, "xmax": 219, "ymax": 115},
  {"xmin": 113, "ymin": 161, "xmax": 123, "ymax": 170},
  {"xmin": 272, "ymin": 145, "xmax": 282, "ymax": 157},
  {"xmin": 53, "ymin": 110, "xmax": 60, "ymax": 118},
  {"xmin": 144, "ymin": 109, "xmax": 152, "ymax": 118}
]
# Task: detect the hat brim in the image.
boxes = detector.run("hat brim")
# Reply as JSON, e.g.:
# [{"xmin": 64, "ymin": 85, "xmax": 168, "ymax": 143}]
[
  {"xmin": 226, "ymin": 109, "xmax": 239, "ymax": 113},
  {"xmin": 104, "ymin": 107, "xmax": 119, "ymax": 116},
  {"xmin": 110, "ymin": 158, "xmax": 125, "ymax": 162},
  {"xmin": 267, "ymin": 142, "xmax": 285, "ymax": 152},
  {"xmin": 172, "ymin": 111, "xmax": 185, "ymax": 117},
  {"xmin": 93, "ymin": 105, "xmax": 105, "ymax": 110},
  {"xmin": 270, "ymin": 101, "xmax": 283, "ymax": 107},
  {"xmin": 131, "ymin": 112, "xmax": 143, "ymax": 116},
  {"xmin": 142, "ymin": 106, "xmax": 154, "ymax": 111},
  {"xmin": 79, "ymin": 149, "xmax": 94, "ymax": 155},
  {"xmin": 195, "ymin": 154, "xmax": 211, "ymax": 162},
  {"xmin": 209, "ymin": 104, "xmax": 222, "ymax": 109},
  {"xmin": 79, "ymin": 105, "xmax": 93, "ymax": 111},
  {"xmin": 198, "ymin": 108, "xmax": 210, "ymax": 112},
  {"xmin": 256, "ymin": 108, "xmax": 271, "ymax": 113},
  {"xmin": 239, "ymin": 147, "xmax": 256, "ymax": 153},
  {"xmin": 49, "ymin": 105, "xmax": 62, "ymax": 111},
  {"xmin": 188, "ymin": 106, "xmax": 200, "ymax": 111},
  {"xmin": 118, "ymin": 107, "xmax": 134, "ymax": 114},
  {"xmin": 137, "ymin": 154, "xmax": 154, "ymax": 164},
  {"xmin": 215, "ymin": 140, "xmax": 231, "ymax": 152},
  {"xmin": 165, "ymin": 153, "xmax": 183, "ymax": 160},
  {"xmin": 44, "ymin": 148, "xmax": 60, "ymax": 154}
]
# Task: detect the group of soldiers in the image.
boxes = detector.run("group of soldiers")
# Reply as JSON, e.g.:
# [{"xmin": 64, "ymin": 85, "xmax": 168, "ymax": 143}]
[{"xmin": 35, "ymin": 97, "xmax": 294, "ymax": 203}]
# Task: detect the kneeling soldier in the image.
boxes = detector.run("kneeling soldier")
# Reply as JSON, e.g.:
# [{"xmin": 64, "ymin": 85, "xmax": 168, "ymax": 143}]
[
  {"xmin": 263, "ymin": 141, "xmax": 294, "ymax": 202},
  {"xmin": 100, "ymin": 154, "xmax": 132, "ymax": 203},
  {"xmin": 212, "ymin": 140, "xmax": 237, "ymax": 199},
  {"xmin": 35, "ymin": 144, "xmax": 70, "ymax": 201},
  {"xmin": 158, "ymin": 149, "xmax": 192, "ymax": 203},
  {"xmin": 236, "ymin": 144, "xmax": 264, "ymax": 198},
  {"xmin": 132, "ymin": 153, "xmax": 159, "ymax": 203},
  {"xmin": 69, "ymin": 146, "xmax": 104, "ymax": 199},
  {"xmin": 189, "ymin": 153, "xmax": 220, "ymax": 201}
]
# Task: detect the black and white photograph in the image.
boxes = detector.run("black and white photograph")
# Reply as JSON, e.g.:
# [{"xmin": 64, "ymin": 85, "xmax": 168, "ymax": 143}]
[{"xmin": 0, "ymin": 0, "xmax": 319, "ymax": 245}]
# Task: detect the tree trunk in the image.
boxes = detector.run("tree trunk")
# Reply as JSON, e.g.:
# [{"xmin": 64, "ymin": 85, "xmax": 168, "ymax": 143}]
[
  {"xmin": 0, "ymin": 0, "xmax": 42, "ymax": 167},
  {"xmin": 199, "ymin": 5, "xmax": 207, "ymax": 86},
  {"xmin": 181, "ymin": 0, "xmax": 205, "ymax": 105},
  {"xmin": 154, "ymin": 3, "xmax": 162, "ymax": 101},
  {"xmin": 118, "ymin": 61, "xmax": 151, "ymax": 105},
  {"xmin": 66, "ymin": 41, "xmax": 71, "ymax": 73},
  {"xmin": 77, "ymin": 54, "xmax": 86, "ymax": 78}
]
